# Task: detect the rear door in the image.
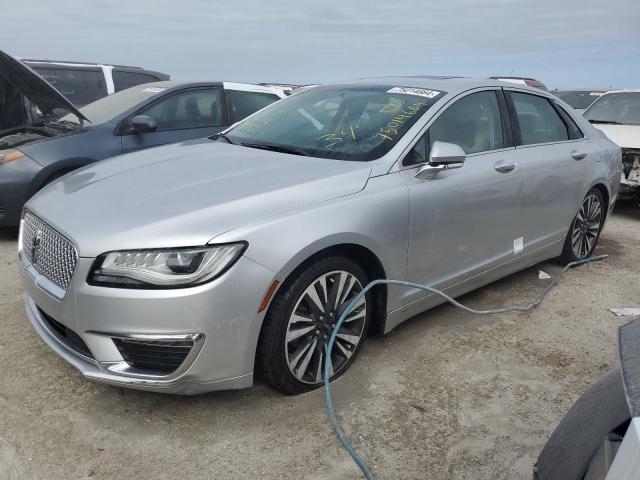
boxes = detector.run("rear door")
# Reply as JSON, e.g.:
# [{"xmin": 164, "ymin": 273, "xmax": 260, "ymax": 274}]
[
  {"xmin": 505, "ymin": 89, "xmax": 590, "ymax": 252},
  {"xmin": 121, "ymin": 87, "xmax": 227, "ymax": 153},
  {"xmin": 400, "ymin": 88, "xmax": 524, "ymax": 307}
]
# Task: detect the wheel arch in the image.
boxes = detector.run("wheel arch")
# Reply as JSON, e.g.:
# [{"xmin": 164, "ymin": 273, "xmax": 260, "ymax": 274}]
[
  {"xmin": 590, "ymin": 182, "xmax": 610, "ymax": 218},
  {"xmin": 260, "ymin": 240, "xmax": 390, "ymax": 342},
  {"xmin": 27, "ymin": 157, "xmax": 95, "ymax": 196}
]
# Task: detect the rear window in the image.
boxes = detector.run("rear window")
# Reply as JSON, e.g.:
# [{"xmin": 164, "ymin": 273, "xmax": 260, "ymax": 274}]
[
  {"xmin": 32, "ymin": 66, "xmax": 107, "ymax": 107},
  {"xmin": 113, "ymin": 71, "xmax": 161, "ymax": 92},
  {"xmin": 555, "ymin": 91, "xmax": 604, "ymax": 110}
]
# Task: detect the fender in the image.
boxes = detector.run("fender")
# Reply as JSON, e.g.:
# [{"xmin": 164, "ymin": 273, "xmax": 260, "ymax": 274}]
[{"xmin": 27, "ymin": 157, "xmax": 96, "ymax": 197}]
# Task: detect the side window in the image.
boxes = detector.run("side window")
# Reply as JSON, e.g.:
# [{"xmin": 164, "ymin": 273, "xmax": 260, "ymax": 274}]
[
  {"xmin": 112, "ymin": 71, "xmax": 161, "ymax": 92},
  {"xmin": 428, "ymin": 91, "xmax": 505, "ymax": 155},
  {"xmin": 405, "ymin": 91, "xmax": 505, "ymax": 166},
  {"xmin": 554, "ymin": 102, "xmax": 583, "ymax": 140},
  {"xmin": 140, "ymin": 89, "xmax": 223, "ymax": 130},
  {"xmin": 33, "ymin": 67, "xmax": 107, "ymax": 106},
  {"xmin": 510, "ymin": 92, "xmax": 568, "ymax": 145},
  {"xmin": 227, "ymin": 90, "xmax": 280, "ymax": 122},
  {"xmin": 403, "ymin": 134, "xmax": 428, "ymax": 166}
]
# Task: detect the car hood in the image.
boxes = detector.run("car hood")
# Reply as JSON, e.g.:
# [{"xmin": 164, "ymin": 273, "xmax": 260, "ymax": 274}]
[
  {"xmin": 592, "ymin": 123, "xmax": 640, "ymax": 149},
  {"xmin": 26, "ymin": 140, "xmax": 372, "ymax": 257},
  {"xmin": 0, "ymin": 50, "xmax": 87, "ymax": 122}
]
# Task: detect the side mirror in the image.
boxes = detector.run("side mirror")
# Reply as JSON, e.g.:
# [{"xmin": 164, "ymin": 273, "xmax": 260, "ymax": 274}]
[
  {"xmin": 415, "ymin": 141, "xmax": 466, "ymax": 179},
  {"xmin": 128, "ymin": 115, "xmax": 158, "ymax": 134}
]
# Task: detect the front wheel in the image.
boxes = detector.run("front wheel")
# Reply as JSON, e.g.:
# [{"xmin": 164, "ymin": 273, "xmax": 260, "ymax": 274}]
[
  {"xmin": 256, "ymin": 256, "xmax": 371, "ymax": 395},
  {"xmin": 561, "ymin": 188, "xmax": 605, "ymax": 262}
]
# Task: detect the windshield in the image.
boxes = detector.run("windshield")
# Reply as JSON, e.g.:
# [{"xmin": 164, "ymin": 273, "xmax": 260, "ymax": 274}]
[
  {"xmin": 60, "ymin": 84, "xmax": 167, "ymax": 125},
  {"xmin": 584, "ymin": 92, "xmax": 640, "ymax": 126},
  {"xmin": 225, "ymin": 85, "xmax": 445, "ymax": 161},
  {"xmin": 555, "ymin": 91, "xmax": 604, "ymax": 110}
]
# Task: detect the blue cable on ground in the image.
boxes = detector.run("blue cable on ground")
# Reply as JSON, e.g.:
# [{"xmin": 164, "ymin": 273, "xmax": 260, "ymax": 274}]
[{"xmin": 323, "ymin": 255, "xmax": 608, "ymax": 480}]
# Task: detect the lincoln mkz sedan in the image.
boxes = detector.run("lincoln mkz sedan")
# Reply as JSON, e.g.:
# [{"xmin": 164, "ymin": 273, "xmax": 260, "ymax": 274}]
[{"xmin": 19, "ymin": 78, "xmax": 621, "ymax": 395}]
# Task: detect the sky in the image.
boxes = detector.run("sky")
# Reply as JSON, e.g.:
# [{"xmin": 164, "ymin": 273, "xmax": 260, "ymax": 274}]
[{"xmin": 1, "ymin": 0, "xmax": 639, "ymax": 90}]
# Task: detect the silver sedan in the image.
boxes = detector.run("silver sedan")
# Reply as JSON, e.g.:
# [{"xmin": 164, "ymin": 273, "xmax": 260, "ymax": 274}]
[{"xmin": 19, "ymin": 77, "xmax": 621, "ymax": 395}]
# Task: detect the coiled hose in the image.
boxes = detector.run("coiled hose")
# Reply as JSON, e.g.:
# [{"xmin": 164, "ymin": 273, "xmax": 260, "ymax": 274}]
[{"xmin": 323, "ymin": 255, "xmax": 608, "ymax": 479}]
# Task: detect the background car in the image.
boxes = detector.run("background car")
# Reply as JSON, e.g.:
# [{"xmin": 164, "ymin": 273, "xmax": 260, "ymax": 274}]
[
  {"xmin": 0, "ymin": 52, "xmax": 287, "ymax": 226},
  {"xmin": 18, "ymin": 77, "xmax": 620, "ymax": 395},
  {"xmin": 584, "ymin": 89, "xmax": 640, "ymax": 199},
  {"xmin": 554, "ymin": 88, "xmax": 608, "ymax": 114},
  {"xmin": 534, "ymin": 318, "xmax": 640, "ymax": 480},
  {"xmin": 21, "ymin": 57, "xmax": 170, "ymax": 107},
  {"xmin": 490, "ymin": 76, "xmax": 549, "ymax": 91}
]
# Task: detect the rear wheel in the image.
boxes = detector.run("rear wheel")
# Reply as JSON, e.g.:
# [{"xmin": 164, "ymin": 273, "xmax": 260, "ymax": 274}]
[
  {"xmin": 561, "ymin": 188, "xmax": 605, "ymax": 262},
  {"xmin": 257, "ymin": 256, "xmax": 371, "ymax": 395}
]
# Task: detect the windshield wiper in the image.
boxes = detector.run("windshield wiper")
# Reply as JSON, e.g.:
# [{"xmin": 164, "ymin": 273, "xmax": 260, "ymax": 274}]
[
  {"xmin": 588, "ymin": 119, "xmax": 623, "ymax": 125},
  {"xmin": 213, "ymin": 132, "xmax": 237, "ymax": 145},
  {"xmin": 241, "ymin": 142, "xmax": 311, "ymax": 157}
]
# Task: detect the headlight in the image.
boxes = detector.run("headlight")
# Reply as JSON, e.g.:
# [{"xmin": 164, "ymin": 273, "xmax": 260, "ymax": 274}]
[
  {"xmin": 0, "ymin": 149, "xmax": 25, "ymax": 165},
  {"xmin": 88, "ymin": 243, "xmax": 247, "ymax": 288}
]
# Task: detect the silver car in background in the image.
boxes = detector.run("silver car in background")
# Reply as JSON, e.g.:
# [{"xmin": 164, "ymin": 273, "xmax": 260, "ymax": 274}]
[{"xmin": 19, "ymin": 77, "xmax": 621, "ymax": 395}]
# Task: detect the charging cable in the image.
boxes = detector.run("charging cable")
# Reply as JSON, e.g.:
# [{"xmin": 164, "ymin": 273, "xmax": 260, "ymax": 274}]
[{"xmin": 323, "ymin": 255, "xmax": 608, "ymax": 479}]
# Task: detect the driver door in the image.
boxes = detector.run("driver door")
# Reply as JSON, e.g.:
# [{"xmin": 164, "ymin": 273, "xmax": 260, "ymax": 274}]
[{"xmin": 399, "ymin": 89, "xmax": 524, "ymax": 309}]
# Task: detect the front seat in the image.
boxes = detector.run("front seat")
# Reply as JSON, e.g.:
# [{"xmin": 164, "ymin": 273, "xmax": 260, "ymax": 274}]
[{"xmin": 185, "ymin": 97, "xmax": 202, "ymax": 124}]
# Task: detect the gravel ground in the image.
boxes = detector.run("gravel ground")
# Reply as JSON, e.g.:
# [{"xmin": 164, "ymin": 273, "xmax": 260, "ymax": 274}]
[{"xmin": 0, "ymin": 201, "xmax": 638, "ymax": 480}]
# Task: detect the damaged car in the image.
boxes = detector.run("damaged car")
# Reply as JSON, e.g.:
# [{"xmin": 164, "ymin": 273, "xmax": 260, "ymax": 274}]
[
  {"xmin": 18, "ymin": 77, "xmax": 621, "ymax": 395},
  {"xmin": 584, "ymin": 89, "xmax": 640, "ymax": 199},
  {"xmin": 0, "ymin": 51, "xmax": 287, "ymax": 226}
]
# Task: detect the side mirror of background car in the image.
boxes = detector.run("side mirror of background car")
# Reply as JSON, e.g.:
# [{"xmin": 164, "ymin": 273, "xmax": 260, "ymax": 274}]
[
  {"xmin": 415, "ymin": 141, "xmax": 466, "ymax": 179},
  {"xmin": 128, "ymin": 115, "xmax": 158, "ymax": 134}
]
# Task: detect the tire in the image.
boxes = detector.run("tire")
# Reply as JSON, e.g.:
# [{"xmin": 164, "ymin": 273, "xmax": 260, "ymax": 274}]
[
  {"xmin": 256, "ymin": 255, "xmax": 372, "ymax": 395},
  {"xmin": 561, "ymin": 188, "xmax": 605, "ymax": 262}
]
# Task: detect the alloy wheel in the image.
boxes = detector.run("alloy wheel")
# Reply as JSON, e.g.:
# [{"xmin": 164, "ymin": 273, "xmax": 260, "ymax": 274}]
[
  {"xmin": 571, "ymin": 193, "xmax": 602, "ymax": 259},
  {"xmin": 285, "ymin": 270, "xmax": 367, "ymax": 384}
]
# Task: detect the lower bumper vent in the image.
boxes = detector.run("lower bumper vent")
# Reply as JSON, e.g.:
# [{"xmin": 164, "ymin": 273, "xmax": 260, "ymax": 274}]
[
  {"xmin": 112, "ymin": 338, "xmax": 194, "ymax": 375},
  {"xmin": 38, "ymin": 308, "xmax": 93, "ymax": 359}
]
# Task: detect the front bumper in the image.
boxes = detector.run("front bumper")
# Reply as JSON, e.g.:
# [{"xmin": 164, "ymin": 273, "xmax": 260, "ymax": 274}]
[{"xmin": 20, "ymin": 250, "xmax": 276, "ymax": 394}]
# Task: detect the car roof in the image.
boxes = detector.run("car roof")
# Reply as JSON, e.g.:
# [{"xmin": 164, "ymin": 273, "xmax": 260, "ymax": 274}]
[
  {"xmin": 490, "ymin": 76, "xmax": 541, "ymax": 81},
  {"xmin": 22, "ymin": 58, "xmax": 147, "ymax": 70},
  {"xmin": 599, "ymin": 88, "xmax": 640, "ymax": 94},
  {"xmin": 141, "ymin": 80, "xmax": 286, "ymax": 92},
  {"xmin": 555, "ymin": 87, "xmax": 611, "ymax": 92},
  {"xmin": 332, "ymin": 76, "xmax": 547, "ymax": 96}
]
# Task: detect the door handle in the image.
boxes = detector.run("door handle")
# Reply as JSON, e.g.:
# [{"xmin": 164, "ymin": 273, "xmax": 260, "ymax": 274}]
[
  {"xmin": 571, "ymin": 150, "xmax": 587, "ymax": 161},
  {"xmin": 493, "ymin": 160, "xmax": 517, "ymax": 173}
]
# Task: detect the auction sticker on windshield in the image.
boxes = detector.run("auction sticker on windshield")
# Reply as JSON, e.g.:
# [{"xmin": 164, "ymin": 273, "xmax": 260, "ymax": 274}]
[{"xmin": 387, "ymin": 87, "xmax": 442, "ymax": 99}]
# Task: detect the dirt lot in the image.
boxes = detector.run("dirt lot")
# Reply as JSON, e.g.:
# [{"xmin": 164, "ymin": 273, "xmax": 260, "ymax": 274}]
[{"xmin": 0, "ymin": 202, "xmax": 638, "ymax": 480}]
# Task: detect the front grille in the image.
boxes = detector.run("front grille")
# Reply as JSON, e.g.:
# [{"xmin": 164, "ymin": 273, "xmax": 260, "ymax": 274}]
[
  {"xmin": 0, "ymin": 201, "xmax": 5, "ymax": 214},
  {"xmin": 22, "ymin": 212, "xmax": 77, "ymax": 291},
  {"xmin": 113, "ymin": 338, "xmax": 193, "ymax": 375},
  {"xmin": 38, "ymin": 308, "xmax": 93, "ymax": 359}
]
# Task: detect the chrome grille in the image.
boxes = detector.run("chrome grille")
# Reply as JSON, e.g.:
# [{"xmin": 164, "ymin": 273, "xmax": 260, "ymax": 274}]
[{"xmin": 21, "ymin": 212, "xmax": 77, "ymax": 291}]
